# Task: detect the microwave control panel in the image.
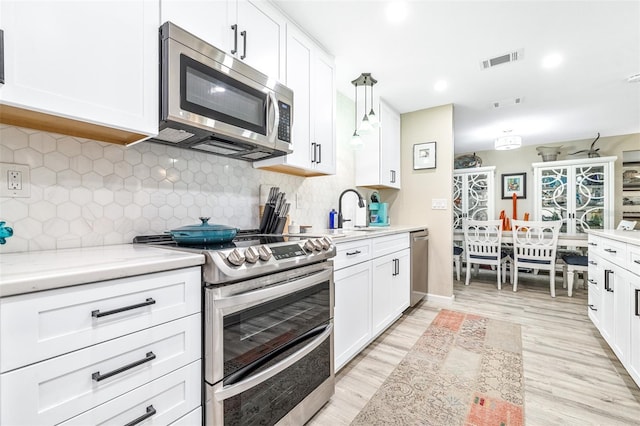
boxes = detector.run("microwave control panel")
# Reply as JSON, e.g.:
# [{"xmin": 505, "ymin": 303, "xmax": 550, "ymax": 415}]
[{"xmin": 277, "ymin": 101, "xmax": 291, "ymax": 143}]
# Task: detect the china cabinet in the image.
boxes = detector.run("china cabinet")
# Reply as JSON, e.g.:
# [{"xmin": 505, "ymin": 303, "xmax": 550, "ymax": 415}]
[
  {"xmin": 453, "ymin": 166, "xmax": 496, "ymax": 230},
  {"xmin": 533, "ymin": 157, "xmax": 616, "ymax": 234}
]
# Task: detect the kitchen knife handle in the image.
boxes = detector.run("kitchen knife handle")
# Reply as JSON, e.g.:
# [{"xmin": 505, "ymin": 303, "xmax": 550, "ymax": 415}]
[{"xmin": 231, "ymin": 24, "xmax": 238, "ymax": 54}]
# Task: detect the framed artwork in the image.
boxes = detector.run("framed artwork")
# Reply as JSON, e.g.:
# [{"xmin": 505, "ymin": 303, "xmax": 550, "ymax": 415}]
[
  {"xmin": 413, "ymin": 142, "xmax": 437, "ymax": 170},
  {"xmin": 501, "ymin": 172, "xmax": 527, "ymax": 199}
]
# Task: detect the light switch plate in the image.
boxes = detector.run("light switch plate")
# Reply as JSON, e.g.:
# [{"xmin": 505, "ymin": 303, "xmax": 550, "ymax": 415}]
[
  {"xmin": 431, "ymin": 198, "xmax": 447, "ymax": 210},
  {"xmin": 0, "ymin": 163, "xmax": 30, "ymax": 198}
]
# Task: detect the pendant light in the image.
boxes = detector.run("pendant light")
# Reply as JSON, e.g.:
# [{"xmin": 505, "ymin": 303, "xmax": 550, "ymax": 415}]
[
  {"xmin": 350, "ymin": 81, "xmax": 363, "ymax": 149},
  {"xmin": 350, "ymin": 73, "xmax": 378, "ymax": 143}
]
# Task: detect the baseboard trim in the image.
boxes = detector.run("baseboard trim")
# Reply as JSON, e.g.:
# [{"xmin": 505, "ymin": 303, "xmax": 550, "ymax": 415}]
[{"xmin": 426, "ymin": 293, "xmax": 455, "ymax": 305}]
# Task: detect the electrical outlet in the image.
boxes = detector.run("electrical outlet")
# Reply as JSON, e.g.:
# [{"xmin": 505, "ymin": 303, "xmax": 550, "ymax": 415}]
[
  {"xmin": 0, "ymin": 163, "xmax": 30, "ymax": 198},
  {"xmin": 431, "ymin": 198, "xmax": 447, "ymax": 210}
]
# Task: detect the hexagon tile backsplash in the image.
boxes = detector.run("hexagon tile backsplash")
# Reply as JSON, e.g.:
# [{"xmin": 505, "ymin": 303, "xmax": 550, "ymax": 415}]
[{"xmin": 0, "ymin": 124, "xmax": 354, "ymax": 253}]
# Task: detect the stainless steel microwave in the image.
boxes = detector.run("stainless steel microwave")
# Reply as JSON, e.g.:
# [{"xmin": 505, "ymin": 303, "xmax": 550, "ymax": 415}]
[{"xmin": 150, "ymin": 22, "xmax": 293, "ymax": 161}]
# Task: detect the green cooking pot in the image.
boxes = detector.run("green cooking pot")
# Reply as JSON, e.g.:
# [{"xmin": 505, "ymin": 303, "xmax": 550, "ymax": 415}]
[{"xmin": 168, "ymin": 217, "xmax": 238, "ymax": 245}]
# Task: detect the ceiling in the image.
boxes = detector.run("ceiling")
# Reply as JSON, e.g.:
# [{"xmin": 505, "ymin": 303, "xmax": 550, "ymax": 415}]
[{"xmin": 272, "ymin": 0, "xmax": 640, "ymax": 154}]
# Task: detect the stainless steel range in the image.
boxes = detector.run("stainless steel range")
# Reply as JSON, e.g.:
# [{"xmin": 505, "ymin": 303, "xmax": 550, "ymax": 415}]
[{"xmin": 134, "ymin": 232, "xmax": 336, "ymax": 426}]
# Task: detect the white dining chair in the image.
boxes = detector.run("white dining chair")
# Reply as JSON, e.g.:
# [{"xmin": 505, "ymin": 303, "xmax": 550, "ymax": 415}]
[
  {"xmin": 463, "ymin": 219, "xmax": 511, "ymax": 289},
  {"xmin": 511, "ymin": 220, "xmax": 562, "ymax": 297},
  {"xmin": 453, "ymin": 246, "xmax": 463, "ymax": 281},
  {"xmin": 562, "ymin": 254, "xmax": 588, "ymax": 296}
]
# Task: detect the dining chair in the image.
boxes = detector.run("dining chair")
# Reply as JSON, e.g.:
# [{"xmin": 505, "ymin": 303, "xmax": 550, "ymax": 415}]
[
  {"xmin": 453, "ymin": 246, "xmax": 463, "ymax": 281},
  {"xmin": 463, "ymin": 219, "xmax": 511, "ymax": 289},
  {"xmin": 562, "ymin": 254, "xmax": 588, "ymax": 297},
  {"xmin": 511, "ymin": 220, "xmax": 562, "ymax": 297}
]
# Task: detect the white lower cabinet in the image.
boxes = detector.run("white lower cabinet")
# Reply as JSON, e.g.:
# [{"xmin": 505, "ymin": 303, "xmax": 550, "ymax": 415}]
[
  {"xmin": 334, "ymin": 233, "xmax": 410, "ymax": 372},
  {"xmin": 0, "ymin": 267, "xmax": 202, "ymax": 425},
  {"xmin": 334, "ymin": 260, "xmax": 372, "ymax": 371},
  {"xmin": 372, "ymin": 249, "xmax": 410, "ymax": 337},
  {"xmin": 587, "ymin": 232, "xmax": 640, "ymax": 388},
  {"xmin": 629, "ymin": 278, "xmax": 640, "ymax": 386},
  {"xmin": 59, "ymin": 361, "xmax": 202, "ymax": 426}
]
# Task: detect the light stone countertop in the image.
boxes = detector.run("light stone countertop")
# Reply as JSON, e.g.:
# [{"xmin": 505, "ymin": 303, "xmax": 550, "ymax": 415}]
[
  {"xmin": 587, "ymin": 229, "xmax": 640, "ymax": 246},
  {"xmin": 291, "ymin": 225, "xmax": 428, "ymax": 243},
  {"xmin": 0, "ymin": 244, "xmax": 205, "ymax": 298}
]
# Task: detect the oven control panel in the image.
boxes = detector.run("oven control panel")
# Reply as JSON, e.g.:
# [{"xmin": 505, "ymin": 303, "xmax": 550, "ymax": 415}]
[{"xmin": 271, "ymin": 244, "xmax": 306, "ymax": 260}]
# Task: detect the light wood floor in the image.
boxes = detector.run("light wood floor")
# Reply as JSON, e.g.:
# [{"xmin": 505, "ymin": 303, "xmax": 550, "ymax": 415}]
[{"xmin": 309, "ymin": 270, "xmax": 640, "ymax": 425}]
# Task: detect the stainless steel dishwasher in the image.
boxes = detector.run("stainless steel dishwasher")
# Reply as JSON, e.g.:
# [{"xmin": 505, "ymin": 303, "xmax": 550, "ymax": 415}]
[{"xmin": 410, "ymin": 229, "xmax": 429, "ymax": 306}]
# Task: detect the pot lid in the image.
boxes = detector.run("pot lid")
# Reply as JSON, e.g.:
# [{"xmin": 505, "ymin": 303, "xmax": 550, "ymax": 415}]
[{"xmin": 170, "ymin": 217, "xmax": 238, "ymax": 233}]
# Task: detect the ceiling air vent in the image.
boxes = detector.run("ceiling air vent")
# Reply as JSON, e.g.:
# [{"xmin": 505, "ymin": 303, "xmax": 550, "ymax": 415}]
[
  {"xmin": 481, "ymin": 49, "xmax": 524, "ymax": 69},
  {"xmin": 492, "ymin": 97, "xmax": 523, "ymax": 109}
]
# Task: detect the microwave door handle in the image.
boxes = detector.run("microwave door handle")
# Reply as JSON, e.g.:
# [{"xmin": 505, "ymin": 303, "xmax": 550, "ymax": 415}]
[{"xmin": 268, "ymin": 91, "xmax": 279, "ymax": 143}]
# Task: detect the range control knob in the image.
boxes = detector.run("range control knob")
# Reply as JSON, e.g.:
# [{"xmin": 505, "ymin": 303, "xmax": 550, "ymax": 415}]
[
  {"xmin": 245, "ymin": 246, "xmax": 260, "ymax": 263},
  {"xmin": 319, "ymin": 237, "xmax": 331, "ymax": 250},
  {"xmin": 304, "ymin": 239, "xmax": 316, "ymax": 252},
  {"xmin": 227, "ymin": 248, "xmax": 245, "ymax": 266},
  {"xmin": 312, "ymin": 239, "xmax": 323, "ymax": 251},
  {"xmin": 258, "ymin": 245, "xmax": 273, "ymax": 261}
]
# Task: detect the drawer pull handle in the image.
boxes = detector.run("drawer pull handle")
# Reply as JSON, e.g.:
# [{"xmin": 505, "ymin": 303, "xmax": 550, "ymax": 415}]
[
  {"xmin": 588, "ymin": 279, "xmax": 597, "ymax": 285},
  {"xmin": 588, "ymin": 261, "xmax": 597, "ymax": 266},
  {"xmin": 604, "ymin": 248, "xmax": 617, "ymax": 254},
  {"xmin": 635, "ymin": 289, "xmax": 640, "ymax": 317},
  {"xmin": 346, "ymin": 250, "xmax": 362, "ymax": 256},
  {"xmin": 634, "ymin": 260, "xmax": 640, "ymax": 265},
  {"xmin": 124, "ymin": 405, "xmax": 157, "ymax": 426},
  {"xmin": 92, "ymin": 298, "xmax": 156, "ymax": 318},
  {"xmin": 604, "ymin": 269, "xmax": 613, "ymax": 292},
  {"xmin": 588, "ymin": 242, "xmax": 598, "ymax": 246},
  {"xmin": 92, "ymin": 351, "xmax": 156, "ymax": 382},
  {"xmin": 588, "ymin": 304, "xmax": 598, "ymax": 312}
]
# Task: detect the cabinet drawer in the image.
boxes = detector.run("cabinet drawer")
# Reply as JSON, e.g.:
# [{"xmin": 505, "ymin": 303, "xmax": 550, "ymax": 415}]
[
  {"xmin": 599, "ymin": 238, "xmax": 627, "ymax": 266},
  {"xmin": 0, "ymin": 314, "xmax": 201, "ymax": 426},
  {"xmin": 334, "ymin": 239, "xmax": 372, "ymax": 270},
  {"xmin": 1, "ymin": 267, "xmax": 201, "ymax": 373},
  {"xmin": 587, "ymin": 234, "xmax": 602, "ymax": 253},
  {"xmin": 59, "ymin": 361, "xmax": 201, "ymax": 426},
  {"xmin": 372, "ymin": 233, "xmax": 409, "ymax": 258},
  {"xmin": 171, "ymin": 407, "xmax": 202, "ymax": 426},
  {"xmin": 628, "ymin": 245, "xmax": 640, "ymax": 276}
]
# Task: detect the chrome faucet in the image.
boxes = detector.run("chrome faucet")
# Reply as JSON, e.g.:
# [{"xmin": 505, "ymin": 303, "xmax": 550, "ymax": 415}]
[{"xmin": 338, "ymin": 189, "xmax": 366, "ymax": 228}]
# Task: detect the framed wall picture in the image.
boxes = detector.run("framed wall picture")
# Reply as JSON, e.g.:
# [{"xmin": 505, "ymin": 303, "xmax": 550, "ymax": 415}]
[
  {"xmin": 413, "ymin": 142, "xmax": 437, "ymax": 170},
  {"xmin": 501, "ymin": 172, "xmax": 527, "ymax": 199}
]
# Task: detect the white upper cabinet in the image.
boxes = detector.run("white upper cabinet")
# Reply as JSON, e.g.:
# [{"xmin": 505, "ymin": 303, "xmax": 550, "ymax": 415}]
[
  {"xmin": 253, "ymin": 23, "xmax": 336, "ymax": 176},
  {"xmin": 161, "ymin": 0, "xmax": 284, "ymax": 80},
  {"xmin": 356, "ymin": 99, "xmax": 401, "ymax": 189},
  {"xmin": 0, "ymin": 0, "xmax": 159, "ymax": 144}
]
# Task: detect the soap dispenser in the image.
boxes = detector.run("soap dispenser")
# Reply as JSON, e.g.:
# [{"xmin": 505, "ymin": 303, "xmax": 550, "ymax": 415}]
[{"xmin": 329, "ymin": 209, "xmax": 337, "ymax": 229}]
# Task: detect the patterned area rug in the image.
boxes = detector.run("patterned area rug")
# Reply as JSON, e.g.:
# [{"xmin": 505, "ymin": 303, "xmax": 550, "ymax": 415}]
[{"xmin": 351, "ymin": 309, "xmax": 524, "ymax": 425}]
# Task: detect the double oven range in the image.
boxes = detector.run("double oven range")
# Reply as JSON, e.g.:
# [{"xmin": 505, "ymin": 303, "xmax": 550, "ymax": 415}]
[{"xmin": 135, "ymin": 231, "xmax": 336, "ymax": 425}]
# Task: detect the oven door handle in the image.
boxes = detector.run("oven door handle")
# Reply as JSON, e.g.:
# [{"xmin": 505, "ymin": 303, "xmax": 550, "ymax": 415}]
[
  {"xmin": 213, "ymin": 267, "xmax": 332, "ymax": 310},
  {"xmin": 214, "ymin": 322, "xmax": 333, "ymax": 401}
]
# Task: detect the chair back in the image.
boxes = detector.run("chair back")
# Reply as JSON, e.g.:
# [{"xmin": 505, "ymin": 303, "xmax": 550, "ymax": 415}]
[
  {"xmin": 463, "ymin": 219, "xmax": 503, "ymax": 261},
  {"xmin": 511, "ymin": 220, "xmax": 561, "ymax": 268}
]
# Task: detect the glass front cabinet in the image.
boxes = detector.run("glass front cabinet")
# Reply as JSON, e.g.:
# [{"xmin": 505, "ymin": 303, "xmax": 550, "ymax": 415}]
[
  {"xmin": 453, "ymin": 166, "xmax": 496, "ymax": 230},
  {"xmin": 533, "ymin": 157, "xmax": 616, "ymax": 234}
]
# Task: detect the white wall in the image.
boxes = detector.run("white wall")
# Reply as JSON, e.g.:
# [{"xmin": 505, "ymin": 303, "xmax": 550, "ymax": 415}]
[{"xmin": 382, "ymin": 104, "xmax": 455, "ymax": 299}]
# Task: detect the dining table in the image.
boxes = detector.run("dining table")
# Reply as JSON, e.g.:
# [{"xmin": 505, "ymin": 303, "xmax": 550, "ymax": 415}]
[{"xmin": 453, "ymin": 230, "xmax": 588, "ymax": 249}]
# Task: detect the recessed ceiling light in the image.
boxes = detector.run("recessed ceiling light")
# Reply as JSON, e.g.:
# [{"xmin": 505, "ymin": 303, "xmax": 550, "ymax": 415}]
[
  {"xmin": 434, "ymin": 80, "xmax": 447, "ymax": 92},
  {"xmin": 386, "ymin": 1, "xmax": 408, "ymax": 24},
  {"xmin": 542, "ymin": 53, "xmax": 563, "ymax": 69}
]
